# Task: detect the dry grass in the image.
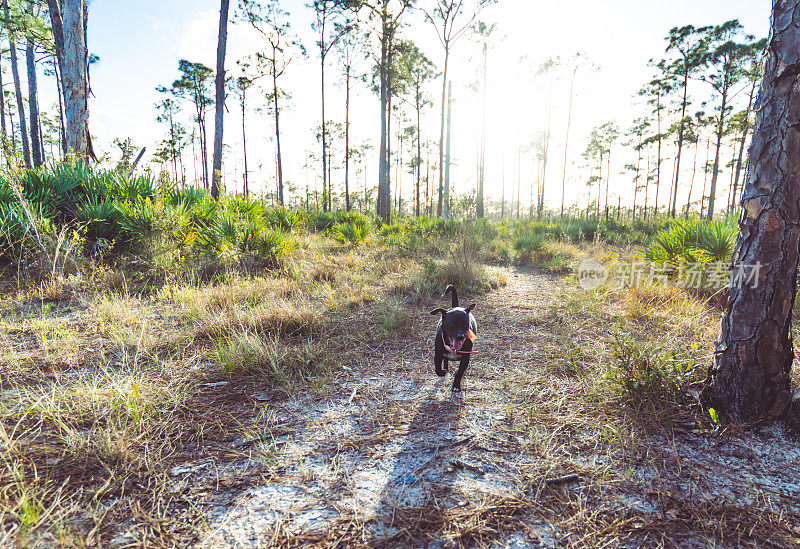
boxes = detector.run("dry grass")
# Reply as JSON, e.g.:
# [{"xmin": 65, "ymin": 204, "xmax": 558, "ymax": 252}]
[
  {"xmin": 0, "ymin": 232, "xmax": 506, "ymax": 546},
  {"xmin": 3, "ymin": 232, "xmax": 791, "ymax": 547}
]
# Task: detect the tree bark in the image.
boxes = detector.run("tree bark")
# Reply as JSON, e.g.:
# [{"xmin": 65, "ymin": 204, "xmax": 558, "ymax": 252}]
[
  {"xmin": 62, "ymin": 0, "xmax": 89, "ymax": 161},
  {"xmin": 211, "ymin": 0, "xmax": 230, "ymax": 200},
  {"xmin": 375, "ymin": 4, "xmax": 390, "ymax": 224},
  {"xmin": 707, "ymin": 0, "xmax": 799, "ymax": 422},
  {"xmin": 26, "ymin": 24, "xmax": 43, "ymax": 167}
]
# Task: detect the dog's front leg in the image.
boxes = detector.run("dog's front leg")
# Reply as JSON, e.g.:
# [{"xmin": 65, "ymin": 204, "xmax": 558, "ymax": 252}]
[
  {"xmin": 434, "ymin": 353, "xmax": 448, "ymax": 377},
  {"xmin": 452, "ymin": 356, "xmax": 470, "ymax": 392}
]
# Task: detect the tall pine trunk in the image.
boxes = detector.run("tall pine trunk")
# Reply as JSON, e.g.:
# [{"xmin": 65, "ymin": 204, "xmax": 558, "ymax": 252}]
[
  {"xmin": 321, "ymin": 51, "xmax": 328, "ymax": 212},
  {"xmin": 6, "ymin": 0, "xmax": 31, "ymax": 168},
  {"xmin": 707, "ymin": 86, "xmax": 729, "ymax": 219},
  {"xmin": 415, "ymin": 78, "xmax": 421, "ymax": 217},
  {"xmin": 436, "ymin": 46, "xmax": 449, "ymax": 217},
  {"xmin": 26, "ymin": 43, "xmax": 42, "ymax": 166},
  {"xmin": 272, "ymin": 70, "xmax": 284, "ymax": 204},
  {"xmin": 654, "ymin": 93, "xmax": 662, "ymax": 216},
  {"xmin": 211, "ymin": 0, "xmax": 230, "ymax": 200},
  {"xmin": 62, "ymin": 0, "xmax": 89, "ymax": 161},
  {"xmin": 671, "ymin": 72, "xmax": 689, "ymax": 218},
  {"xmin": 707, "ymin": 0, "xmax": 799, "ymax": 421},
  {"xmin": 241, "ymin": 89, "xmax": 249, "ymax": 197},
  {"xmin": 344, "ymin": 62, "xmax": 351, "ymax": 211},
  {"xmin": 26, "ymin": 1, "xmax": 42, "ymax": 167}
]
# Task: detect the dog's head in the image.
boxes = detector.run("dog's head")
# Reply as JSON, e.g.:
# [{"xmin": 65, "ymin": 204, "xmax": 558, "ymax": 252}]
[{"xmin": 430, "ymin": 305, "xmax": 475, "ymax": 351}]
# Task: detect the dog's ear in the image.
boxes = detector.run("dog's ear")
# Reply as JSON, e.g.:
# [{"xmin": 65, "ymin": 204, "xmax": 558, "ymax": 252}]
[
  {"xmin": 429, "ymin": 308, "xmax": 447, "ymax": 316},
  {"xmin": 465, "ymin": 304, "xmax": 476, "ymax": 313}
]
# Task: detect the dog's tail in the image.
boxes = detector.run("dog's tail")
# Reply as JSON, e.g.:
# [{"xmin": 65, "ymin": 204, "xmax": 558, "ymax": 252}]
[{"xmin": 444, "ymin": 285, "xmax": 458, "ymax": 307}]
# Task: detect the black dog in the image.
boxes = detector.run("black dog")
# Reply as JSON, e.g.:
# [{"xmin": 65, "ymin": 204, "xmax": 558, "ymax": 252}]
[{"xmin": 430, "ymin": 285, "xmax": 477, "ymax": 392}]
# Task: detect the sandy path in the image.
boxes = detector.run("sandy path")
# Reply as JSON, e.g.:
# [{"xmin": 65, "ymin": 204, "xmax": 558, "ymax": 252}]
[{"xmin": 195, "ymin": 268, "xmax": 566, "ymax": 547}]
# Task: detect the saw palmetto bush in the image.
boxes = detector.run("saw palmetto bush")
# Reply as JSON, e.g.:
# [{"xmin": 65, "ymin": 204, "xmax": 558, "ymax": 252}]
[
  {"xmin": 644, "ymin": 217, "xmax": 736, "ymax": 269},
  {"xmin": 0, "ymin": 162, "xmax": 306, "ymax": 279}
]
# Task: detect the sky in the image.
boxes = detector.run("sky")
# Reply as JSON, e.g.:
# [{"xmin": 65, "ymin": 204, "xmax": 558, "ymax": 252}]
[{"xmin": 65, "ymin": 0, "xmax": 772, "ymax": 211}]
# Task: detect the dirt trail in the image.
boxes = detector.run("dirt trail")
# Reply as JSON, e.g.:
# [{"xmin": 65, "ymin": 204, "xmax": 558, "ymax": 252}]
[
  {"xmin": 181, "ymin": 267, "xmax": 800, "ymax": 548},
  {"xmin": 192, "ymin": 268, "xmax": 565, "ymax": 547}
]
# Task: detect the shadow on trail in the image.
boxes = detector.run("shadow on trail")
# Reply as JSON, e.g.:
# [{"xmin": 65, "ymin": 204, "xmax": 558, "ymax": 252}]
[{"xmin": 368, "ymin": 377, "xmax": 467, "ymax": 545}]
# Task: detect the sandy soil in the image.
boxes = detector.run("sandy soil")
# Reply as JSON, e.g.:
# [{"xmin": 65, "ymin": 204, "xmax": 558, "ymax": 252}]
[{"xmin": 127, "ymin": 267, "xmax": 800, "ymax": 548}]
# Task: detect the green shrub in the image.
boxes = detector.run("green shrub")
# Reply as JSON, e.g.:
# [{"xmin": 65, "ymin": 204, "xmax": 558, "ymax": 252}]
[
  {"xmin": 644, "ymin": 217, "xmax": 736, "ymax": 267},
  {"xmin": 606, "ymin": 328, "xmax": 699, "ymax": 411},
  {"xmin": 265, "ymin": 207, "xmax": 303, "ymax": 232},
  {"xmin": 513, "ymin": 233, "xmax": 546, "ymax": 262}
]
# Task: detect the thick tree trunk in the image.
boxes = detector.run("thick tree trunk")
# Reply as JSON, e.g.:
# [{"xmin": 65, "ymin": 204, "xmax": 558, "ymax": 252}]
[
  {"xmin": 707, "ymin": 0, "xmax": 799, "ymax": 422},
  {"xmin": 62, "ymin": 0, "xmax": 89, "ymax": 161},
  {"xmin": 211, "ymin": 0, "xmax": 230, "ymax": 200}
]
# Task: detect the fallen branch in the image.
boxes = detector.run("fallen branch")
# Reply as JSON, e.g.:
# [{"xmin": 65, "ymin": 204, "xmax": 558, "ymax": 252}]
[{"xmin": 545, "ymin": 473, "xmax": 580, "ymax": 486}]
